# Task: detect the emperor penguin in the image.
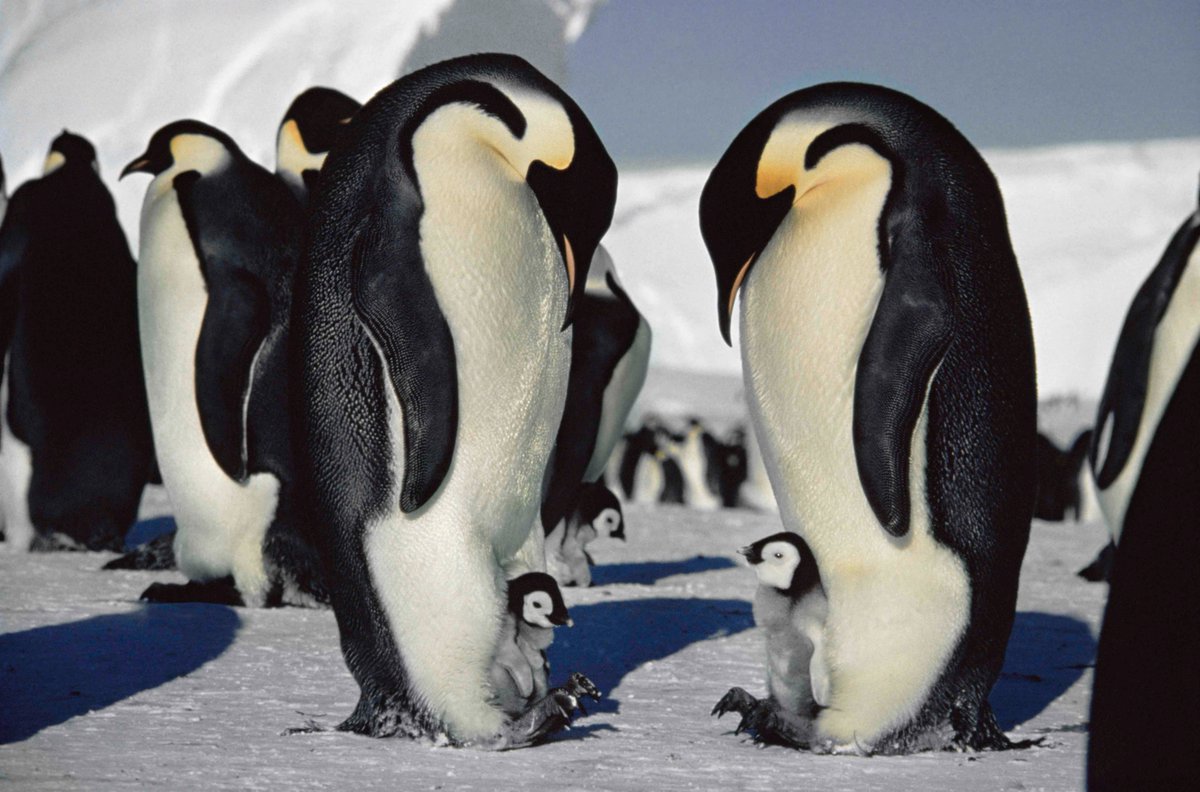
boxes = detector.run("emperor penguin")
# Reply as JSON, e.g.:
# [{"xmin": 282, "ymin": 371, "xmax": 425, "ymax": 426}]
[
  {"xmin": 0, "ymin": 131, "xmax": 155, "ymax": 552},
  {"xmin": 490, "ymin": 572, "xmax": 573, "ymax": 717},
  {"xmin": 544, "ymin": 480, "xmax": 624, "ymax": 588},
  {"xmin": 1087, "ymin": 182, "xmax": 1200, "ymax": 790},
  {"xmin": 540, "ymin": 244, "xmax": 649, "ymax": 558},
  {"xmin": 294, "ymin": 54, "xmax": 617, "ymax": 747},
  {"xmin": 275, "ymin": 86, "xmax": 361, "ymax": 206},
  {"xmin": 122, "ymin": 120, "xmax": 324, "ymax": 606},
  {"xmin": 699, "ymin": 83, "xmax": 1036, "ymax": 753},
  {"xmin": 677, "ymin": 419, "xmax": 721, "ymax": 510},
  {"xmin": 713, "ymin": 531, "xmax": 828, "ymax": 745},
  {"xmin": 1089, "ymin": 180, "xmax": 1200, "ymax": 543}
]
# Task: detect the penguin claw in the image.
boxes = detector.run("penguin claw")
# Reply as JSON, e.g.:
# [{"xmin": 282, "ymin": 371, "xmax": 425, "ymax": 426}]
[
  {"xmin": 712, "ymin": 686, "xmax": 758, "ymax": 719},
  {"xmin": 736, "ymin": 700, "xmax": 813, "ymax": 749},
  {"xmin": 564, "ymin": 671, "xmax": 602, "ymax": 703}
]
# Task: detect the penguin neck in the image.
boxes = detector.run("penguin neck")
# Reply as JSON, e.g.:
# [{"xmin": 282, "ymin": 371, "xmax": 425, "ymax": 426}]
[{"xmin": 516, "ymin": 621, "xmax": 554, "ymax": 652}]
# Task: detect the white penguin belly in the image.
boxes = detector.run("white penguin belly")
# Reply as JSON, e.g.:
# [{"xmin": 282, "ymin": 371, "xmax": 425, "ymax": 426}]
[
  {"xmin": 1095, "ymin": 243, "xmax": 1200, "ymax": 541},
  {"xmin": 740, "ymin": 169, "xmax": 969, "ymax": 746},
  {"xmin": 137, "ymin": 191, "xmax": 278, "ymax": 594},
  {"xmin": 584, "ymin": 318, "xmax": 651, "ymax": 483},
  {"xmin": 364, "ymin": 140, "xmax": 572, "ymax": 740},
  {"xmin": 0, "ymin": 365, "xmax": 33, "ymax": 552}
]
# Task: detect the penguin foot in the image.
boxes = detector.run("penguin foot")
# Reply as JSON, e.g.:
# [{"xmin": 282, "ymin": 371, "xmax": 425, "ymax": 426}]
[
  {"xmin": 713, "ymin": 691, "xmax": 812, "ymax": 749},
  {"xmin": 494, "ymin": 672, "xmax": 601, "ymax": 749},
  {"xmin": 711, "ymin": 686, "xmax": 758, "ymax": 719},
  {"xmin": 140, "ymin": 577, "xmax": 245, "ymax": 606},
  {"xmin": 1077, "ymin": 541, "xmax": 1115, "ymax": 582},
  {"xmin": 104, "ymin": 533, "xmax": 177, "ymax": 571},
  {"xmin": 29, "ymin": 532, "xmax": 87, "ymax": 552}
]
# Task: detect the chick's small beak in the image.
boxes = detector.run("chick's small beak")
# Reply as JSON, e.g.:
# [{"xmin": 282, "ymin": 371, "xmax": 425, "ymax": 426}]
[{"xmin": 737, "ymin": 545, "xmax": 752, "ymax": 558}]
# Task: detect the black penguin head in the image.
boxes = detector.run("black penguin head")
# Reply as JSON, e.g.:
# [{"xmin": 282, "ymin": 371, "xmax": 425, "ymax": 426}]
[
  {"xmin": 700, "ymin": 88, "xmax": 901, "ymax": 345},
  {"xmin": 279, "ymin": 87, "xmax": 360, "ymax": 155},
  {"xmin": 121, "ymin": 120, "xmax": 240, "ymax": 180},
  {"xmin": 578, "ymin": 481, "xmax": 625, "ymax": 541},
  {"xmin": 398, "ymin": 59, "xmax": 617, "ymax": 329},
  {"xmin": 738, "ymin": 531, "xmax": 819, "ymax": 594},
  {"xmin": 44, "ymin": 130, "xmax": 97, "ymax": 176},
  {"xmin": 276, "ymin": 87, "xmax": 360, "ymax": 193},
  {"xmin": 507, "ymin": 572, "xmax": 572, "ymax": 628}
]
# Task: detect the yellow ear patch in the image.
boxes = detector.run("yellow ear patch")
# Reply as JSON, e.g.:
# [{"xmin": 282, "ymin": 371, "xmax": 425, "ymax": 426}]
[
  {"xmin": 43, "ymin": 151, "xmax": 66, "ymax": 176},
  {"xmin": 281, "ymin": 119, "xmax": 306, "ymax": 152}
]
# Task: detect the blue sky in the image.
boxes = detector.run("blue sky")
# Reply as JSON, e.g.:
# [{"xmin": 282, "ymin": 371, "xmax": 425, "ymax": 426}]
[{"xmin": 568, "ymin": 0, "xmax": 1200, "ymax": 166}]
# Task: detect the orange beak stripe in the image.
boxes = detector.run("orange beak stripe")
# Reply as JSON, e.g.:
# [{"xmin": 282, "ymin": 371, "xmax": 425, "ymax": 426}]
[
  {"xmin": 563, "ymin": 234, "xmax": 576, "ymax": 295},
  {"xmin": 728, "ymin": 252, "xmax": 757, "ymax": 320}
]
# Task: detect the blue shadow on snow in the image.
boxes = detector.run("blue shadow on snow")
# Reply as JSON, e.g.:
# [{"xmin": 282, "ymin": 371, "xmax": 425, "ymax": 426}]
[
  {"xmin": 123, "ymin": 515, "xmax": 177, "ymax": 550},
  {"xmin": 0, "ymin": 604, "xmax": 240, "ymax": 744},
  {"xmin": 991, "ymin": 610, "xmax": 1096, "ymax": 730},
  {"xmin": 589, "ymin": 555, "xmax": 737, "ymax": 586},
  {"xmin": 550, "ymin": 597, "xmax": 754, "ymax": 715}
]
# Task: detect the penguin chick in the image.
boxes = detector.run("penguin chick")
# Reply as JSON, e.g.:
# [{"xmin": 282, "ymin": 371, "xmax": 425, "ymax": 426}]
[
  {"xmin": 547, "ymin": 481, "xmax": 624, "ymax": 587},
  {"xmin": 275, "ymin": 86, "xmax": 360, "ymax": 205},
  {"xmin": 713, "ymin": 531, "xmax": 827, "ymax": 748},
  {"xmin": 490, "ymin": 572, "xmax": 573, "ymax": 717}
]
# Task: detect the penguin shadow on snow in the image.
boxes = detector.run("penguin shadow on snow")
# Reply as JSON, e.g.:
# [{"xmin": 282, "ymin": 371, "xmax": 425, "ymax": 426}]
[
  {"xmin": 123, "ymin": 514, "xmax": 177, "ymax": 549},
  {"xmin": 991, "ymin": 610, "xmax": 1096, "ymax": 732},
  {"xmin": 589, "ymin": 555, "xmax": 737, "ymax": 586},
  {"xmin": 550, "ymin": 597, "xmax": 754, "ymax": 719},
  {"xmin": 0, "ymin": 604, "xmax": 240, "ymax": 744}
]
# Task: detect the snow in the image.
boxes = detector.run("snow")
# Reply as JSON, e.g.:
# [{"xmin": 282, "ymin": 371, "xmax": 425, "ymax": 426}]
[{"xmin": 1, "ymin": 476, "xmax": 1108, "ymax": 791}]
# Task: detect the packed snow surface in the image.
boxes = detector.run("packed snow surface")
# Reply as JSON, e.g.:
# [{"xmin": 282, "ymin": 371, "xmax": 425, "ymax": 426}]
[{"xmin": 2, "ymin": 475, "xmax": 1108, "ymax": 791}]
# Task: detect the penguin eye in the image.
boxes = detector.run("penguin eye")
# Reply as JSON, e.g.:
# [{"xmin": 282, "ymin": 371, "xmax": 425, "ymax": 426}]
[
  {"xmin": 534, "ymin": 602, "xmax": 544, "ymax": 609},
  {"xmin": 773, "ymin": 552, "xmax": 783, "ymax": 559}
]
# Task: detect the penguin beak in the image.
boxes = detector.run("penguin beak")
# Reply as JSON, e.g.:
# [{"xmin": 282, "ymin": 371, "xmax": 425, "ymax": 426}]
[
  {"xmin": 560, "ymin": 233, "xmax": 579, "ymax": 330},
  {"xmin": 120, "ymin": 155, "xmax": 151, "ymax": 180},
  {"xmin": 718, "ymin": 253, "xmax": 757, "ymax": 345},
  {"xmin": 737, "ymin": 545, "xmax": 751, "ymax": 558}
]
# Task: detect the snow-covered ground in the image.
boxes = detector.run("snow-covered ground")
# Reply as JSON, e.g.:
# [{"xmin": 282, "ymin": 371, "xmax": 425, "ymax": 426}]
[{"xmin": 1, "ymin": 486, "xmax": 1109, "ymax": 791}]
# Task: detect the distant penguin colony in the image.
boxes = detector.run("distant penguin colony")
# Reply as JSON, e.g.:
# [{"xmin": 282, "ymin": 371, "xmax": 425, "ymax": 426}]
[
  {"xmin": 700, "ymin": 83, "xmax": 1037, "ymax": 752},
  {"xmin": 121, "ymin": 119, "xmax": 323, "ymax": 607},
  {"xmin": 1087, "ymin": 181, "xmax": 1200, "ymax": 790},
  {"xmin": 0, "ymin": 132, "xmax": 155, "ymax": 552},
  {"xmin": 294, "ymin": 54, "xmax": 615, "ymax": 746}
]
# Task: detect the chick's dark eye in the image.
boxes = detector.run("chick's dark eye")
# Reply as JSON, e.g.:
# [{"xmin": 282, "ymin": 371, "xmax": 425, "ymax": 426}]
[
  {"xmin": 534, "ymin": 602, "xmax": 544, "ymax": 608},
  {"xmin": 774, "ymin": 552, "xmax": 783, "ymax": 559}
]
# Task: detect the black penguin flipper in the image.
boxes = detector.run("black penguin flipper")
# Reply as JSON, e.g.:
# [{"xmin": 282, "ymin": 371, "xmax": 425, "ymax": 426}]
[
  {"xmin": 853, "ymin": 253, "xmax": 953, "ymax": 537},
  {"xmin": 540, "ymin": 291, "xmax": 636, "ymax": 530},
  {"xmin": 349, "ymin": 212, "xmax": 457, "ymax": 514},
  {"xmin": 1091, "ymin": 208, "xmax": 1200, "ymax": 489},
  {"xmin": 0, "ymin": 187, "xmax": 31, "ymax": 406},
  {"xmin": 194, "ymin": 267, "xmax": 272, "ymax": 482}
]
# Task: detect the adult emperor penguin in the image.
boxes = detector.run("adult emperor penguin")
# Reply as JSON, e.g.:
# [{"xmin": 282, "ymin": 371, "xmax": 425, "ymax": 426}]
[
  {"xmin": 1087, "ymin": 182, "xmax": 1200, "ymax": 790},
  {"xmin": 0, "ymin": 131, "xmax": 155, "ymax": 551},
  {"xmin": 294, "ymin": 54, "xmax": 617, "ymax": 746},
  {"xmin": 1089, "ymin": 181, "xmax": 1200, "ymax": 543},
  {"xmin": 122, "ymin": 119, "xmax": 323, "ymax": 606},
  {"xmin": 699, "ymin": 83, "xmax": 1036, "ymax": 753},
  {"xmin": 275, "ymin": 86, "xmax": 361, "ymax": 206},
  {"xmin": 540, "ymin": 244, "xmax": 650, "ymax": 544}
]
